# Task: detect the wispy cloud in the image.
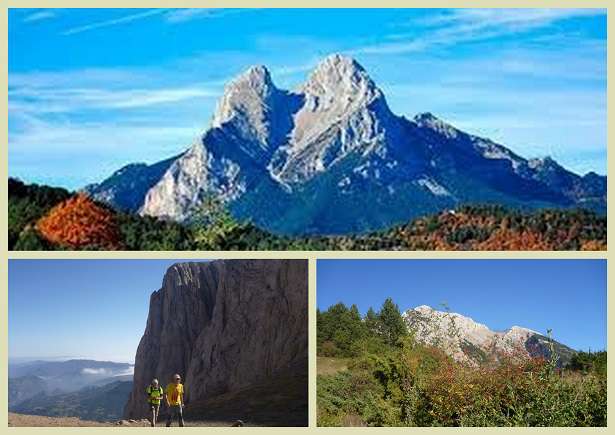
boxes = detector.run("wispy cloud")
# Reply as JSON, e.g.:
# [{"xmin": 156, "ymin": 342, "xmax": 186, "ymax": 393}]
[
  {"xmin": 10, "ymin": 85, "xmax": 219, "ymax": 114},
  {"xmin": 114, "ymin": 366, "xmax": 135, "ymax": 376},
  {"xmin": 82, "ymin": 368, "xmax": 109, "ymax": 375},
  {"xmin": 61, "ymin": 8, "xmax": 258, "ymax": 35},
  {"xmin": 421, "ymin": 8, "xmax": 604, "ymax": 28},
  {"xmin": 81, "ymin": 366, "xmax": 135, "ymax": 376},
  {"xmin": 165, "ymin": 8, "xmax": 259, "ymax": 23},
  {"xmin": 8, "ymin": 64, "xmax": 221, "ymax": 188},
  {"xmin": 62, "ymin": 9, "xmax": 169, "ymax": 35},
  {"xmin": 164, "ymin": 8, "xmax": 216, "ymax": 23},
  {"xmin": 10, "ymin": 112, "xmax": 200, "ymax": 158},
  {"xmin": 9, "ymin": 64, "xmax": 224, "ymax": 118},
  {"xmin": 9, "ymin": 68, "xmax": 149, "ymax": 89},
  {"xmin": 23, "ymin": 9, "xmax": 56, "ymax": 23},
  {"xmin": 352, "ymin": 8, "xmax": 606, "ymax": 55}
]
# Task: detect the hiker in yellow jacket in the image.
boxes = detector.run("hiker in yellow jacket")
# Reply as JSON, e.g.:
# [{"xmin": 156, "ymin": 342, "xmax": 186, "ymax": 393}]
[
  {"xmin": 165, "ymin": 374, "xmax": 185, "ymax": 427},
  {"xmin": 145, "ymin": 378, "xmax": 163, "ymax": 427}
]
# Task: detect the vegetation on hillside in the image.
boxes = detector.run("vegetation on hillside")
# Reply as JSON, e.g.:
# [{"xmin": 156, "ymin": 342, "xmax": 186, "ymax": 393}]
[
  {"xmin": 12, "ymin": 381, "xmax": 132, "ymax": 422},
  {"xmin": 8, "ymin": 178, "xmax": 607, "ymax": 251},
  {"xmin": 8, "ymin": 178, "xmax": 71, "ymax": 249},
  {"xmin": 317, "ymin": 301, "xmax": 607, "ymax": 427}
]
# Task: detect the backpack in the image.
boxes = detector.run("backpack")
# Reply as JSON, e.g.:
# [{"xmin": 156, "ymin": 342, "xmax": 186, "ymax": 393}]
[{"xmin": 146, "ymin": 385, "xmax": 163, "ymax": 398}]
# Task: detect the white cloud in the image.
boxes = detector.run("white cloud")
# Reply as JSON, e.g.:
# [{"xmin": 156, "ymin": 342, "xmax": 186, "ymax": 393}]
[
  {"xmin": 352, "ymin": 8, "xmax": 606, "ymax": 55},
  {"xmin": 8, "ymin": 109, "xmax": 202, "ymax": 187},
  {"xmin": 423, "ymin": 8, "xmax": 604, "ymax": 28},
  {"xmin": 82, "ymin": 368, "xmax": 109, "ymax": 375},
  {"xmin": 9, "ymin": 113, "xmax": 200, "ymax": 155},
  {"xmin": 114, "ymin": 366, "xmax": 135, "ymax": 376},
  {"xmin": 165, "ymin": 8, "xmax": 216, "ymax": 23},
  {"xmin": 10, "ymin": 85, "xmax": 219, "ymax": 114},
  {"xmin": 23, "ymin": 10, "xmax": 56, "ymax": 23},
  {"xmin": 9, "ymin": 68, "xmax": 148, "ymax": 89},
  {"xmin": 63, "ymin": 9, "xmax": 169, "ymax": 36},
  {"xmin": 9, "ymin": 65, "xmax": 224, "ymax": 117},
  {"xmin": 165, "ymin": 8, "xmax": 259, "ymax": 23},
  {"xmin": 60, "ymin": 8, "xmax": 258, "ymax": 35},
  {"xmin": 80, "ymin": 366, "xmax": 135, "ymax": 376}
]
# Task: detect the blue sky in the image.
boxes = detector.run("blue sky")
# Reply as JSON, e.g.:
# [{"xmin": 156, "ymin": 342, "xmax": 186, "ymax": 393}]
[
  {"xmin": 317, "ymin": 259, "xmax": 606, "ymax": 351},
  {"xmin": 8, "ymin": 8, "xmax": 606, "ymax": 189},
  {"xmin": 8, "ymin": 259, "xmax": 204, "ymax": 362}
]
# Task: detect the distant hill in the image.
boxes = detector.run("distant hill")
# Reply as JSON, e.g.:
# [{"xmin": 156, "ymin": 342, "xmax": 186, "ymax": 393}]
[
  {"xmin": 9, "ymin": 376, "xmax": 47, "ymax": 409},
  {"xmin": 8, "ymin": 359, "xmax": 134, "ymax": 410},
  {"xmin": 12, "ymin": 380, "xmax": 133, "ymax": 422}
]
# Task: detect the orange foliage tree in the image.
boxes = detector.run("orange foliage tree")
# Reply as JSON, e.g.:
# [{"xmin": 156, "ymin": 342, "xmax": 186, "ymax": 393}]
[{"xmin": 36, "ymin": 193, "xmax": 121, "ymax": 249}]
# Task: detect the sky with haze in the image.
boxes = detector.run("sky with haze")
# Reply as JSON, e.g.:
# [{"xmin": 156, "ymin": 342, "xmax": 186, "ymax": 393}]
[
  {"xmin": 8, "ymin": 8, "xmax": 607, "ymax": 189},
  {"xmin": 8, "ymin": 259, "xmax": 204, "ymax": 363}
]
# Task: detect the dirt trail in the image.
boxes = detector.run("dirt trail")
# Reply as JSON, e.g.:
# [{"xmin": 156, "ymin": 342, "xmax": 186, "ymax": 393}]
[{"xmin": 8, "ymin": 413, "xmax": 257, "ymax": 427}]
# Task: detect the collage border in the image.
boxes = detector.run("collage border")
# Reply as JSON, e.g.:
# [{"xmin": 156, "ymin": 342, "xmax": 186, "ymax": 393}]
[{"xmin": 1, "ymin": 1, "xmax": 611, "ymax": 432}]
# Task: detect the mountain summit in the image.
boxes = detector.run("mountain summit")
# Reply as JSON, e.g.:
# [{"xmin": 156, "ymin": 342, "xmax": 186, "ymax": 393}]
[
  {"xmin": 403, "ymin": 305, "xmax": 575, "ymax": 367},
  {"xmin": 86, "ymin": 54, "xmax": 606, "ymax": 235}
]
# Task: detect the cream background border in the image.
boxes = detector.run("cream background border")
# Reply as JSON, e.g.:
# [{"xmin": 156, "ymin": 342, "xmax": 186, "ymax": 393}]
[{"xmin": 0, "ymin": 1, "xmax": 610, "ymax": 432}]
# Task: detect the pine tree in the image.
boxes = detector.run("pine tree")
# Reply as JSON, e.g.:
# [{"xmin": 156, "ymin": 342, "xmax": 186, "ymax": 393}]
[
  {"xmin": 378, "ymin": 297, "xmax": 408, "ymax": 346},
  {"xmin": 365, "ymin": 306, "xmax": 380, "ymax": 335}
]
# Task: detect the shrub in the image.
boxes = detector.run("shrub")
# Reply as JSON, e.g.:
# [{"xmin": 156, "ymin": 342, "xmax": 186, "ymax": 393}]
[{"xmin": 318, "ymin": 331, "xmax": 607, "ymax": 427}]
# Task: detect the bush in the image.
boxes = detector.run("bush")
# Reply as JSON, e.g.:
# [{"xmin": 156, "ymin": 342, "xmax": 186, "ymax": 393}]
[{"xmin": 317, "ymin": 325, "xmax": 607, "ymax": 427}]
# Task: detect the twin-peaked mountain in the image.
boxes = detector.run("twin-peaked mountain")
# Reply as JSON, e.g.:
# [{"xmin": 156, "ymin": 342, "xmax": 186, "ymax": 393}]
[
  {"xmin": 86, "ymin": 54, "xmax": 606, "ymax": 235},
  {"xmin": 403, "ymin": 305, "xmax": 576, "ymax": 367}
]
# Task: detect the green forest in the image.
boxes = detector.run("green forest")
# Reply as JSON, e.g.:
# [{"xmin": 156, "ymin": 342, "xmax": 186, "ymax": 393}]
[
  {"xmin": 317, "ymin": 300, "xmax": 607, "ymax": 427},
  {"xmin": 8, "ymin": 178, "xmax": 607, "ymax": 251}
]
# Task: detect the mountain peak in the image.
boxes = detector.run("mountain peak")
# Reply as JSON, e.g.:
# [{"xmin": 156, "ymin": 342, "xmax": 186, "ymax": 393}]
[
  {"xmin": 414, "ymin": 112, "xmax": 439, "ymax": 122},
  {"xmin": 220, "ymin": 63, "xmax": 275, "ymax": 98},
  {"xmin": 508, "ymin": 325, "xmax": 539, "ymax": 335},
  {"xmin": 237, "ymin": 64, "xmax": 273, "ymax": 88},
  {"xmin": 528, "ymin": 156, "xmax": 559, "ymax": 169},
  {"xmin": 302, "ymin": 53, "xmax": 378, "ymax": 100},
  {"xmin": 413, "ymin": 304, "xmax": 434, "ymax": 312},
  {"xmin": 414, "ymin": 112, "xmax": 459, "ymax": 138},
  {"xmin": 404, "ymin": 307, "xmax": 574, "ymax": 367},
  {"xmin": 211, "ymin": 64, "xmax": 278, "ymax": 132},
  {"xmin": 316, "ymin": 53, "xmax": 365, "ymax": 75}
]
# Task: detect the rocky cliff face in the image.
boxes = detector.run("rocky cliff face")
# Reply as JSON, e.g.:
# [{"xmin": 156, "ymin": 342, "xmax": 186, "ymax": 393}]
[
  {"xmin": 403, "ymin": 305, "xmax": 575, "ymax": 367},
  {"xmin": 124, "ymin": 259, "xmax": 307, "ymax": 419},
  {"xmin": 88, "ymin": 54, "xmax": 606, "ymax": 235}
]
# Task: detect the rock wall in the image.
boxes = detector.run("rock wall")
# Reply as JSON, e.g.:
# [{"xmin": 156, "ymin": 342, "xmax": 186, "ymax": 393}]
[{"xmin": 124, "ymin": 259, "xmax": 307, "ymax": 418}]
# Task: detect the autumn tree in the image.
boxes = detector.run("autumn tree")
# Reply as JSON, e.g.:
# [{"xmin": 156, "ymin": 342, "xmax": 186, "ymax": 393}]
[{"xmin": 36, "ymin": 193, "xmax": 121, "ymax": 249}]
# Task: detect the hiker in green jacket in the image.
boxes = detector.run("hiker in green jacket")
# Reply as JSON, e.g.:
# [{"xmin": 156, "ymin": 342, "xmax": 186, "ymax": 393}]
[{"xmin": 146, "ymin": 378, "xmax": 163, "ymax": 427}]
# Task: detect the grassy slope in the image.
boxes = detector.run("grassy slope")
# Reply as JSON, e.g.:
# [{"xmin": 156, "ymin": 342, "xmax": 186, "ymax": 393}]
[{"xmin": 317, "ymin": 357, "xmax": 350, "ymax": 376}]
